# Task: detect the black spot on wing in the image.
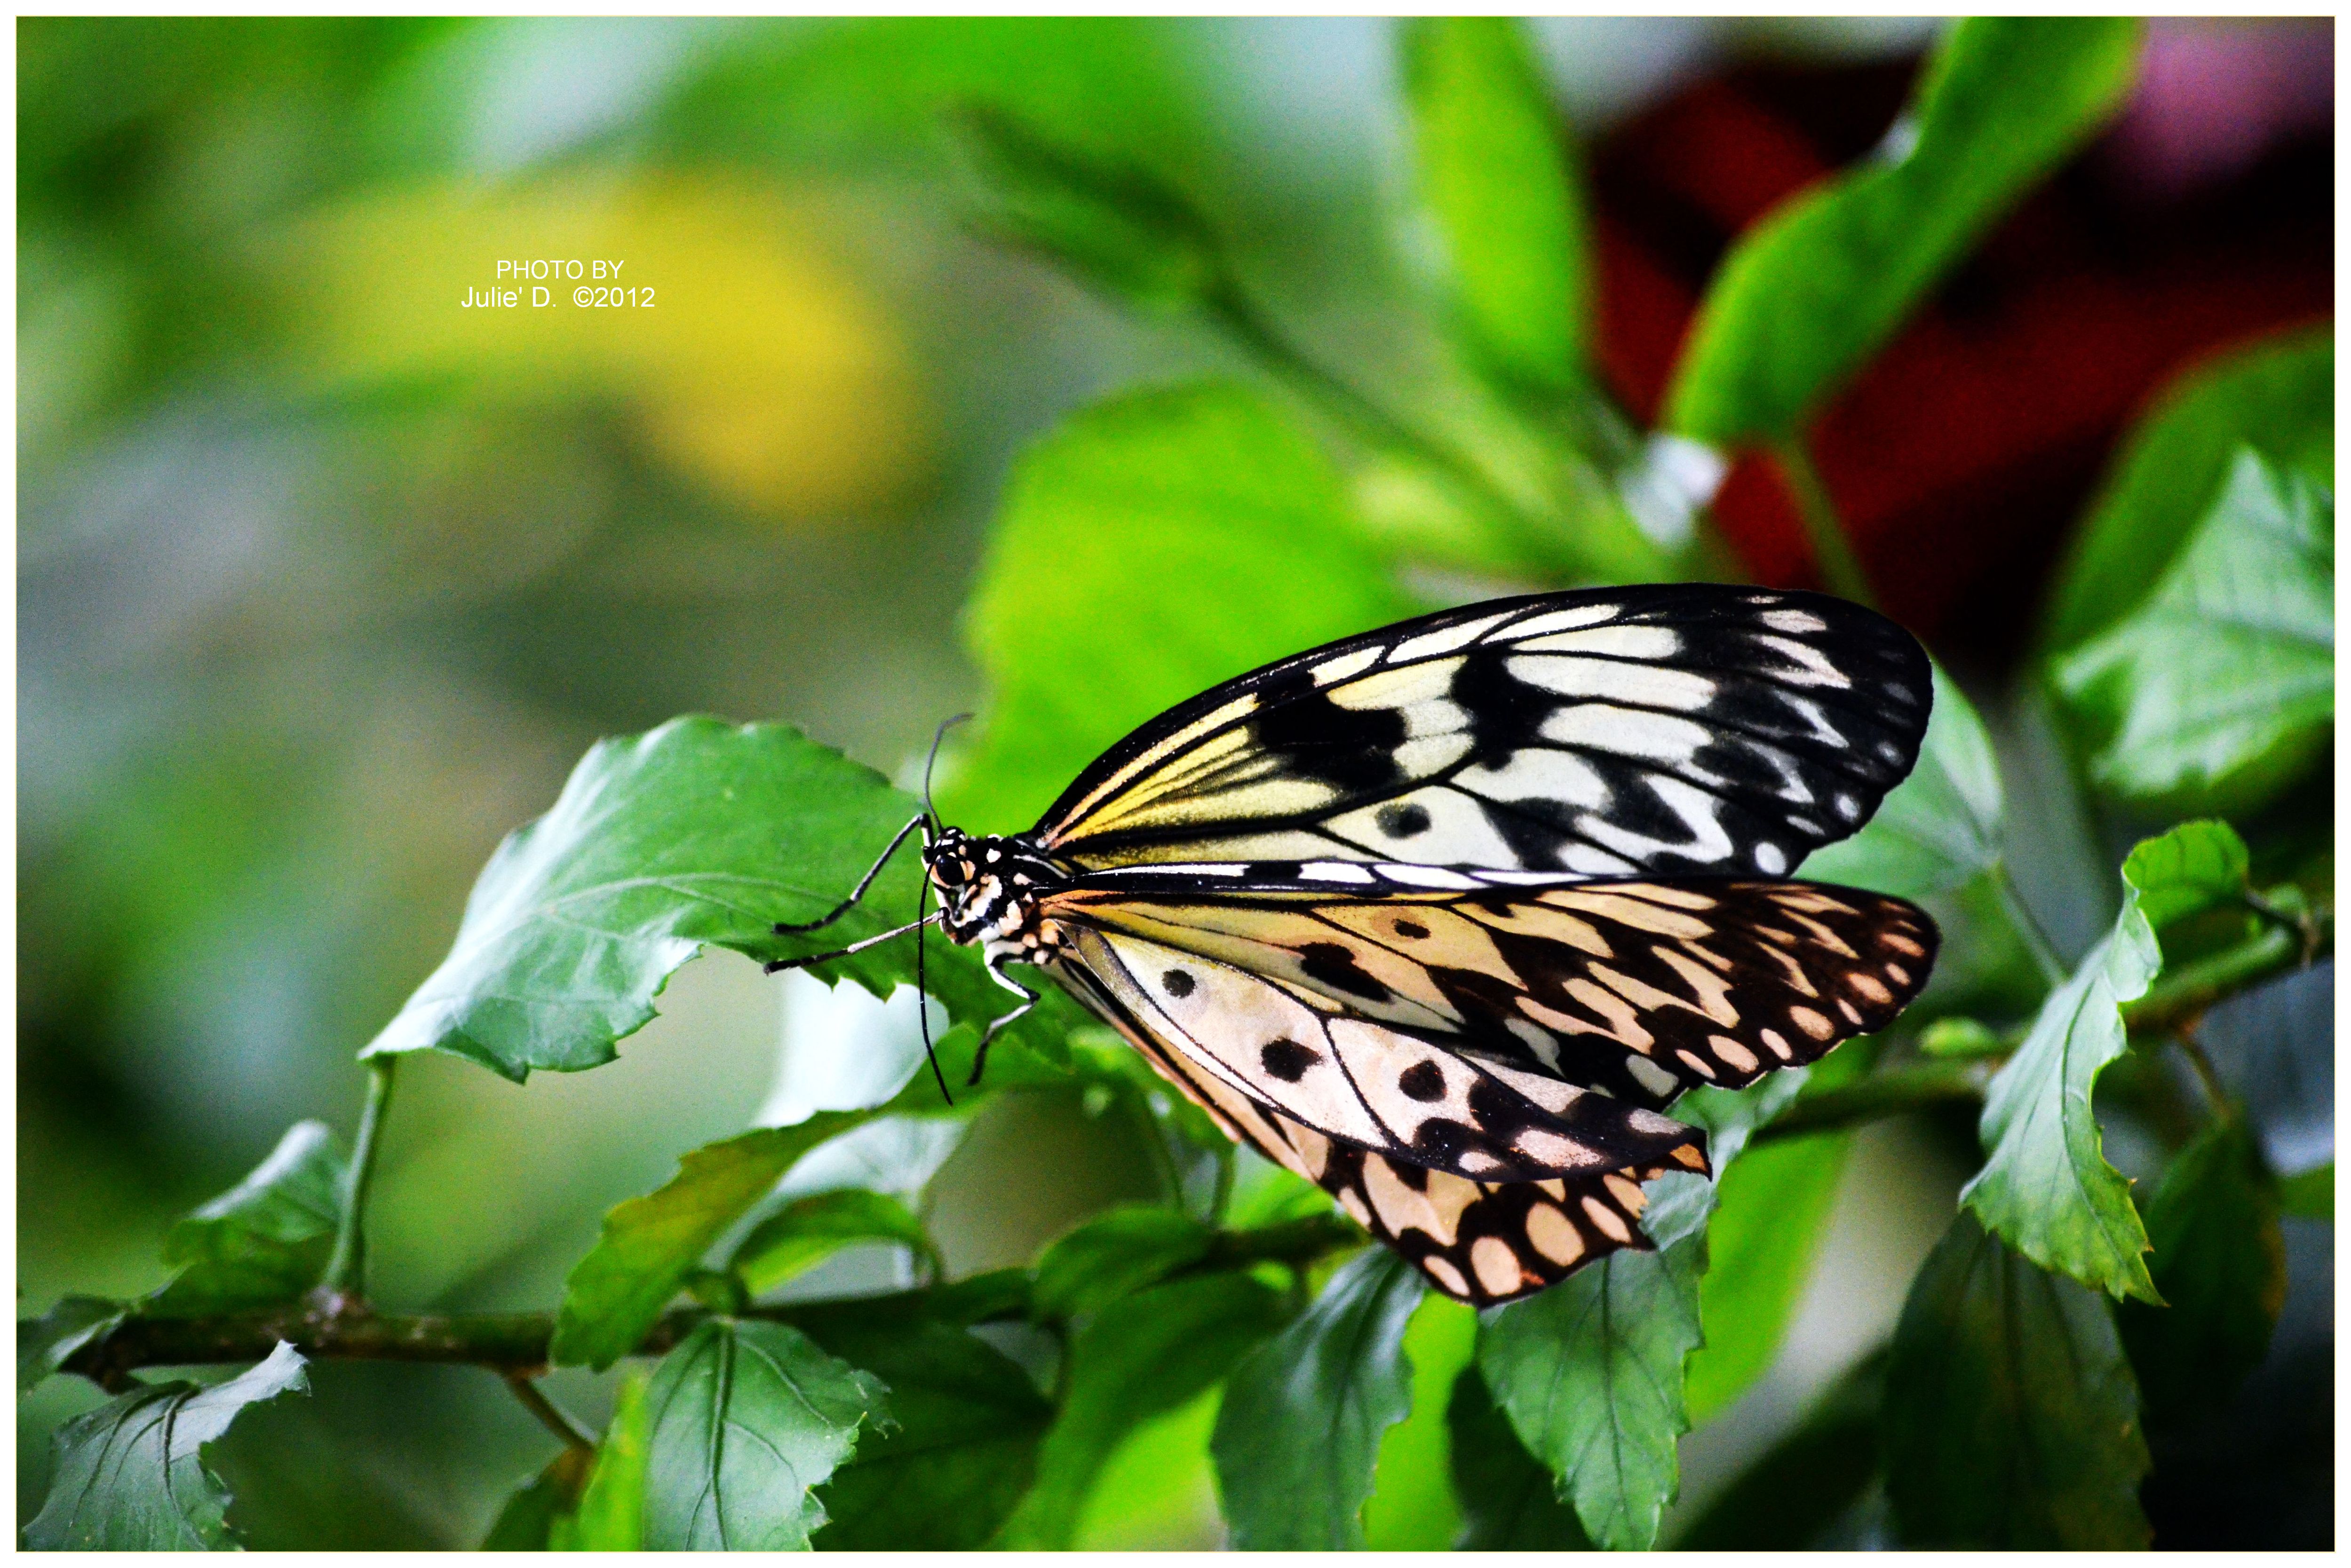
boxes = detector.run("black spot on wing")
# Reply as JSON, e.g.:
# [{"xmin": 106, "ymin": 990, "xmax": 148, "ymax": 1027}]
[
  {"xmin": 1375, "ymin": 802, "xmax": 1432, "ymax": 839},
  {"xmin": 1297, "ymin": 941, "xmax": 1391, "ymax": 1002},
  {"xmin": 1260, "ymin": 1038, "xmax": 1319, "ymax": 1082},
  {"xmin": 1398, "ymin": 1061, "xmax": 1445, "ymax": 1101}
]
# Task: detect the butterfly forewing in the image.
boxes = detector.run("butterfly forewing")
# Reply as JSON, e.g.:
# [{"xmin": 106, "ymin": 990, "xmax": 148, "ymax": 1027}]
[{"xmin": 1031, "ymin": 585, "xmax": 1931, "ymax": 881}]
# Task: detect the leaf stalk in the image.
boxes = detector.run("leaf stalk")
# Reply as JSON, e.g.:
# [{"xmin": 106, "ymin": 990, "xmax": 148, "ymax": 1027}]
[
  {"xmin": 318, "ymin": 1056, "xmax": 397, "ymax": 1307},
  {"xmin": 1772, "ymin": 436, "xmax": 1876, "ymax": 607}
]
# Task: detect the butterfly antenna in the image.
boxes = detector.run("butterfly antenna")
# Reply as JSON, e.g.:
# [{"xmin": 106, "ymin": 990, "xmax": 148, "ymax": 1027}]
[
  {"xmin": 914, "ymin": 870, "xmax": 953, "ymax": 1108},
  {"xmin": 923, "ymin": 713, "xmax": 974, "ymax": 830}
]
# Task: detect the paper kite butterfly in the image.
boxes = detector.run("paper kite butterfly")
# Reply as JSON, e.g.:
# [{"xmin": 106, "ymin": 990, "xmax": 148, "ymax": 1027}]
[{"xmin": 770, "ymin": 584, "xmax": 1938, "ymax": 1305}]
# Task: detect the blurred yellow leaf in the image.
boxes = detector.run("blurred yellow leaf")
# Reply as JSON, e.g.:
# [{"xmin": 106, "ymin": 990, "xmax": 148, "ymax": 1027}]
[{"xmin": 273, "ymin": 174, "xmax": 929, "ymax": 517}]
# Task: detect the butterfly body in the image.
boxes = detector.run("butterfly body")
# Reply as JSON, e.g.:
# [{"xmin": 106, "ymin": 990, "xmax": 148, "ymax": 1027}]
[{"xmin": 787, "ymin": 585, "xmax": 1942, "ymax": 1305}]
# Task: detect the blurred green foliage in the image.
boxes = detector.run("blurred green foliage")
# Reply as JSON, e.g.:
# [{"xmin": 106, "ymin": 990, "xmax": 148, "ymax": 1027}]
[{"xmin": 20, "ymin": 14, "xmax": 2333, "ymax": 1553}]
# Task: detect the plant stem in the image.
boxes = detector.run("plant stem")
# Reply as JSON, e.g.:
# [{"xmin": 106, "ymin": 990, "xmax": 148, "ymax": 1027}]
[
  {"xmin": 2124, "ymin": 921, "xmax": 2307, "ymax": 1035},
  {"xmin": 1995, "ymin": 865, "xmax": 2070, "ymax": 988},
  {"xmin": 1209, "ymin": 290, "xmax": 1644, "ymax": 579},
  {"xmin": 1753, "ymin": 918, "xmax": 2327, "ymax": 1146},
  {"xmin": 506, "ymin": 1374, "xmax": 598, "ymax": 1456},
  {"xmin": 318, "ymin": 1057, "xmax": 397, "ymax": 1305},
  {"xmin": 2168, "ymin": 1031, "xmax": 2235, "ymax": 1121},
  {"xmin": 1772, "ymin": 437, "xmax": 1876, "ymax": 607},
  {"xmin": 1752, "ymin": 1059, "xmax": 1996, "ymax": 1145},
  {"xmin": 52, "ymin": 1214, "xmax": 1361, "ymax": 1385}
]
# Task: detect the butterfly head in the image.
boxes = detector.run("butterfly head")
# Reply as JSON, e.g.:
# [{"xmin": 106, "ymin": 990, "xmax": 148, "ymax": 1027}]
[{"xmin": 922, "ymin": 826, "xmax": 1065, "ymax": 955}]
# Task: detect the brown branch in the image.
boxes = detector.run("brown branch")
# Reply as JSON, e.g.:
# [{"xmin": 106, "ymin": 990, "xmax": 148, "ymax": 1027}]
[{"xmin": 49, "ymin": 1214, "xmax": 1364, "ymax": 1385}]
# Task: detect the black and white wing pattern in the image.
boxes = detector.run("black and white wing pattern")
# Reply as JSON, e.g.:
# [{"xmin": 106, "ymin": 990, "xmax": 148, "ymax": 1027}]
[
  {"xmin": 1051, "ymin": 948, "xmax": 1709, "ymax": 1307},
  {"xmin": 1028, "ymin": 585, "xmax": 1930, "ymax": 880},
  {"xmin": 955, "ymin": 582, "xmax": 1944, "ymax": 1304}
]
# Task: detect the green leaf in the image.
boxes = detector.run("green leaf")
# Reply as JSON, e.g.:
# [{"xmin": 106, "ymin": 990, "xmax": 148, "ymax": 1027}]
[
  {"xmin": 1672, "ymin": 1064, "xmax": 1815, "ymax": 1170},
  {"xmin": 1801, "ymin": 665, "xmax": 2002, "ymax": 902},
  {"xmin": 1964, "ymin": 821, "xmax": 2254, "ymax": 1301},
  {"xmin": 364, "ymin": 717, "xmax": 1070, "ymax": 1081},
  {"xmin": 2052, "ymin": 450, "xmax": 2334, "ymax": 813},
  {"xmin": 640, "ymin": 1318, "xmax": 889, "ymax": 1551},
  {"xmin": 1665, "ymin": 18, "xmax": 2140, "ymax": 443},
  {"xmin": 1211, "ymin": 1248, "xmax": 1424, "ymax": 1549},
  {"xmin": 1031, "ymin": 1204, "xmax": 1213, "ymax": 1318},
  {"xmin": 1684, "ymin": 1130, "xmax": 1852, "ymax": 1422},
  {"xmin": 1398, "ymin": 17, "xmax": 1589, "ymax": 397},
  {"xmin": 956, "ymin": 103, "xmax": 1238, "ymax": 317},
  {"xmin": 1476, "ymin": 1170, "xmax": 1714, "ymax": 1551},
  {"xmin": 553, "ymin": 1372, "xmax": 651, "ymax": 1551},
  {"xmin": 1882, "ymin": 1212, "xmax": 2150, "ymax": 1548},
  {"xmin": 147, "ymin": 1120, "xmax": 346, "ymax": 1317},
  {"xmin": 24, "ymin": 1341, "xmax": 310, "ymax": 1551},
  {"xmin": 994, "ymin": 1271, "xmax": 1287, "ymax": 1548},
  {"xmin": 808, "ymin": 1323, "xmax": 1053, "ymax": 1550},
  {"xmin": 553, "ymin": 1114, "xmax": 870, "ymax": 1370},
  {"xmin": 1677, "ymin": 1350, "xmax": 1884, "ymax": 1549},
  {"xmin": 2118, "ymin": 816, "xmax": 2250, "ymax": 933},
  {"xmin": 481, "ymin": 1447, "xmax": 593, "ymax": 1550},
  {"xmin": 2279, "ymin": 1161, "xmax": 2333, "ymax": 1220},
  {"xmin": 18, "ymin": 1296, "xmax": 126, "ymax": 1395},
  {"xmin": 2118, "ymin": 1118, "xmax": 2287, "ymax": 1427},
  {"xmin": 1446, "ymin": 1364, "xmax": 1592, "ymax": 1548},
  {"xmin": 1360, "ymin": 1292, "xmax": 1477, "ymax": 1549},
  {"xmin": 2041, "ymin": 324, "xmax": 2334, "ymax": 651},
  {"xmin": 731, "ymin": 1189, "xmax": 939, "ymax": 1296},
  {"xmin": 949, "ymin": 382, "xmax": 1414, "ymax": 832}
]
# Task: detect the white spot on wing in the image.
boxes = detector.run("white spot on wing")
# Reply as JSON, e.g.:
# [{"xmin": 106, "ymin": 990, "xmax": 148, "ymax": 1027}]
[
  {"xmin": 1754, "ymin": 842, "xmax": 1787, "ymax": 874},
  {"xmin": 1541, "ymin": 703, "xmax": 1713, "ymax": 762},
  {"xmin": 1376, "ymin": 864, "xmax": 1480, "ymax": 889},
  {"xmin": 1311, "ymin": 646, "xmax": 1382, "ymax": 685},
  {"xmin": 1454, "ymin": 747, "xmax": 1611, "ymax": 809},
  {"xmin": 1758, "ymin": 609, "xmax": 1827, "ymax": 634},
  {"xmin": 1508, "ymin": 654, "xmax": 1717, "ymax": 711},
  {"xmin": 1752, "ymin": 634, "xmax": 1853, "ymax": 688},
  {"xmin": 1391, "ymin": 611, "xmax": 1515, "ymax": 663},
  {"xmin": 1300, "ymin": 861, "xmax": 1375, "ymax": 883},
  {"xmin": 1506, "ymin": 604, "xmax": 1620, "ymax": 639},
  {"xmin": 1511, "ymin": 625, "xmax": 1681, "ymax": 659}
]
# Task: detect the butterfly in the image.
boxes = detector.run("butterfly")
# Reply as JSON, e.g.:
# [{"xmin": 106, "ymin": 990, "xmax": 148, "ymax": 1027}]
[{"xmin": 770, "ymin": 584, "xmax": 1938, "ymax": 1305}]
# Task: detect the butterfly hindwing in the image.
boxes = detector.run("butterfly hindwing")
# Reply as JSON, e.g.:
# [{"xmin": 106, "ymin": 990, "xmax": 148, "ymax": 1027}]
[
  {"xmin": 1055, "ymin": 956, "xmax": 1708, "ymax": 1306},
  {"xmin": 1050, "ymin": 877, "xmax": 1936, "ymax": 1111},
  {"xmin": 1031, "ymin": 585, "xmax": 1931, "ymax": 882},
  {"xmin": 1056, "ymin": 921, "xmax": 1707, "ymax": 1182}
]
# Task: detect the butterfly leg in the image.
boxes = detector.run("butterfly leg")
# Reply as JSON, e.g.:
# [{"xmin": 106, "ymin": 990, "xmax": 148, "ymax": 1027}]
[
  {"xmin": 773, "ymin": 812, "xmax": 927, "ymax": 936},
  {"xmin": 966, "ymin": 956, "xmax": 1038, "ymax": 1087}
]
